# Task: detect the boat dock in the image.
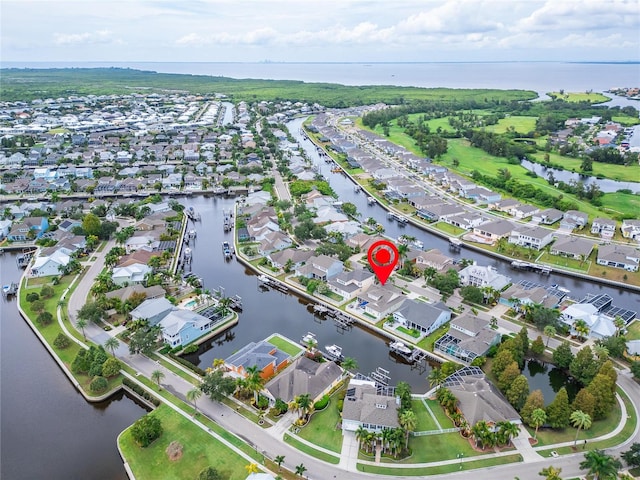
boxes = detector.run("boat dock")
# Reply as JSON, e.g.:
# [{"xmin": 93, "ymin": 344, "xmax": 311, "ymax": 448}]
[
  {"xmin": 229, "ymin": 295, "xmax": 243, "ymax": 311},
  {"xmin": 387, "ymin": 211, "xmax": 408, "ymax": 225},
  {"xmin": 510, "ymin": 260, "xmax": 552, "ymax": 275},
  {"xmin": 16, "ymin": 249, "xmax": 36, "ymax": 269},
  {"xmin": 369, "ymin": 367, "xmax": 391, "ymax": 387},
  {"xmin": 185, "ymin": 206, "xmax": 201, "ymax": 222},
  {"xmin": 257, "ymin": 274, "xmax": 289, "ymax": 293}
]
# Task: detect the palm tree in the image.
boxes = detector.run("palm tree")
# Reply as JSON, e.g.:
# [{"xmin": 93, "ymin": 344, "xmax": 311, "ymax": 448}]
[
  {"xmin": 593, "ymin": 344, "xmax": 609, "ymax": 362},
  {"xmin": 531, "ymin": 408, "xmax": 547, "ymax": 440},
  {"xmin": 295, "ymin": 393, "xmax": 312, "ymax": 421},
  {"xmin": 211, "ymin": 358, "xmax": 226, "ymax": 371},
  {"xmin": 104, "ymin": 337, "xmax": 120, "ymax": 356},
  {"xmin": 380, "ymin": 427, "xmax": 392, "ymax": 455},
  {"xmin": 355, "ymin": 425, "xmax": 368, "ymax": 451},
  {"xmin": 186, "ymin": 387, "xmax": 202, "ymax": 417},
  {"xmin": 423, "ymin": 266, "xmax": 437, "ymax": 282},
  {"xmin": 390, "ymin": 427, "xmax": 404, "ymax": 458},
  {"xmin": 497, "ymin": 421, "xmax": 520, "ymax": 447},
  {"xmin": 274, "ymin": 455, "xmax": 285, "ymax": 471},
  {"xmin": 340, "ymin": 357, "xmax": 358, "ymax": 374},
  {"xmin": 543, "ymin": 325, "xmax": 556, "ymax": 348},
  {"xmin": 614, "ymin": 315, "xmax": 625, "ymax": 336},
  {"xmin": 428, "ymin": 367, "xmax": 446, "ymax": 390},
  {"xmin": 471, "ymin": 420, "xmax": 491, "ymax": 449},
  {"xmin": 579, "ymin": 449, "xmax": 622, "ymax": 480},
  {"xmin": 245, "ymin": 365, "xmax": 264, "ymax": 405},
  {"xmin": 76, "ymin": 318, "xmax": 87, "ymax": 340},
  {"xmin": 399, "ymin": 409, "xmax": 417, "ymax": 450},
  {"xmin": 294, "ymin": 463, "xmax": 307, "ymax": 478},
  {"xmin": 570, "ymin": 410, "xmax": 592, "ymax": 447},
  {"xmin": 574, "ymin": 319, "xmax": 590, "ymax": 341},
  {"xmin": 538, "ymin": 465, "xmax": 563, "ymax": 480},
  {"xmin": 151, "ymin": 369, "xmax": 165, "ymax": 390}
]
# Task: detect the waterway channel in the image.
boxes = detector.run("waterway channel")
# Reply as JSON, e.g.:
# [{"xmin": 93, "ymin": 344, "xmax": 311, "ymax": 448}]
[{"xmin": 0, "ymin": 252, "xmax": 148, "ymax": 480}]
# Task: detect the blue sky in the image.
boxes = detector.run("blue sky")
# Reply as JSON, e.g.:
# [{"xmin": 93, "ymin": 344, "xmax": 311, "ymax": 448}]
[{"xmin": 2, "ymin": 0, "xmax": 638, "ymax": 63}]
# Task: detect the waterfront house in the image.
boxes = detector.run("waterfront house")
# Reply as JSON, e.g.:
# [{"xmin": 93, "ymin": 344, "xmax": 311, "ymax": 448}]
[
  {"xmin": 591, "ymin": 218, "xmax": 617, "ymax": 239},
  {"xmin": 7, "ymin": 216, "xmax": 49, "ymax": 241},
  {"xmin": 105, "ymin": 284, "xmax": 166, "ymax": 303},
  {"xmin": 225, "ymin": 340, "xmax": 291, "ymax": 380},
  {"xmin": 458, "ymin": 263, "xmax": 511, "ymax": 290},
  {"xmin": 327, "ymin": 267, "xmax": 375, "ymax": 300},
  {"xmin": 417, "ymin": 202, "xmax": 465, "ymax": 222},
  {"xmin": 472, "ymin": 219, "xmax": 514, "ymax": 244},
  {"xmin": 130, "ymin": 297, "xmax": 175, "ymax": 326},
  {"xmin": 29, "ymin": 249, "xmax": 71, "ymax": 277},
  {"xmin": 268, "ymin": 248, "xmax": 314, "ymax": 270},
  {"xmin": 500, "ymin": 283, "xmax": 563, "ymax": 310},
  {"xmin": 58, "ymin": 219, "xmax": 82, "ymax": 232},
  {"xmin": 508, "ymin": 226, "xmax": 554, "ymax": 250},
  {"xmin": 392, "ymin": 299, "xmax": 451, "ymax": 336},
  {"xmin": 434, "ymin": 313, "xmax": 501, "ymax": 364},
  {"xmin": 158, "ymin": 309, "xmax": 217, "ymax": 347},
  {"xmin": 354, "ymin": 284, "xmax": 406, "ymax": 320},
  {"xmin": 549, "ymin": 236, "xmax": 595, "ymax": 260},
  {"xmin": 621, "ymin": 219, "xmax": 640, "ymax": 241},
  {"xmin": 561, "ymin": 303, "xmax": 617, "ymax": 340},
  {"xmin": 342, "ymin": 378, "xmax": 400, "ymax": 433},
  {"xmin": 407, "ymin": 249, "xmax": 454, "ymax": 272},
  {"xmin": 0, "ymin": 219, "xmax": 12, "ymax": 239},
  {"xmin": 264, "ymin": 356, "xmax": 342, "ymax": 406},
  {"xmin": 258, "ymin": 231, "xmax": 293, "ymax": 255},
  {"xmin": 295, "ymin": 254, "xmax": 344, "ymax": 281},
  {"xmin": 596, "ymin": 244, "xmax": 640, "ymax": 272}
]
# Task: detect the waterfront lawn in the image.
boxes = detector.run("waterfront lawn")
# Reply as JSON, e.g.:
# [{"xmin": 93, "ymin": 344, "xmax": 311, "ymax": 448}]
[
  {"xmin": 118, "ymin": 405, "xmax": 249, "ymax": 480},
  {"xmin": 296, "ymin": 395, "xmax": 343, "ymax": 453},
  {"xmin": 587, "ymin": 262, "xmax": 640, "ymax": 287},
  {"xmin": 434, "ymin": 221, "xmax": 466, "ymax": 236},
  {"xmin": 599, "ymin": 191, "xmax": 640, "ymax": 218},
  {"xmin": 538, "ymin": 252, "xmax": 590, "ymax": 273},
  {"xmin": 397, "ymin": 326, "xmax": 421, "ymax": 338},
  {"xmin": 425, "ymin": 399, "xmax": 455, "ymax": 428},
  {"xmin": 547, "ymin": 91, "xmax": 610, "ymax": 103},
  {"xmin": 266, "ymin": 334, "xmax": 303, "ymax": 357},
  {"xmin": 530, "ymin": 151, "xmax": 640, "ymax": 183},
  {"xmin": 417, "ymin": 324, "xmax": 449, "ymax": 352}
]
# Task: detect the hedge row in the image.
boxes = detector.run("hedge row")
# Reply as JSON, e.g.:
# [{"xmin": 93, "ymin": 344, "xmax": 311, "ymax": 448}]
[
  {"xmin": 123, "ymin": 378, "xmax": 161, "ymax": 406},
  {"xmin": 168, "ymin": 353, "xmax": 206, "ymax": 376}
]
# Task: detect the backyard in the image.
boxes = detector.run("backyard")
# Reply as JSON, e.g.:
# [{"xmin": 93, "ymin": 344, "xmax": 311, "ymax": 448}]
[{"xmin": 295, "ymin": 389, "xmax": 345, "ymax": 453}]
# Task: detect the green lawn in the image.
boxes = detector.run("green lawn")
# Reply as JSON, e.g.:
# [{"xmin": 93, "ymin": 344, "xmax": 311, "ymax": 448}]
[
  {"xmin": 358, "ymin": 454, "xmax": 522, "ymax": 475},
  {"xmin": 266, "ymin": 334, "xmax": 303, "ymax": 357},
  {"xmin": 397, "ymin": 326, "xmax": 421, "ymax": 338},
  {"xmin": 547, "ymin": 92, "xmax": 610, "ymax": 103},
  {"xmin": 424, "ymin": 399, "xmax": 455, "ymax": 428},
  {"xmin": 529, "ymin": 151, "xmax": 640, "ymax": 183},
  {"xmin": 118, "ymin": 405, "xmax": 250, "ymax": 480},
  {"xmin": 484, "ymin": 116, "xmax": 538, "ymax": 134},
  {"xmin": 434, "ymin": 222, "xmax": 467, "ymax": 236},
  {"xmin": 417, "ymin": 324, "xmax": 450, "ymax": 352},
  {"xmin": 394, "ymin": 432, "xmax": 489, "ymax": 463},
  {"xmin": 538, "ymin": 252, "xmax": 590, "ymax": 273},
  {"xmin": 412, "ymin": 399, "xmax": 440, "ymax": 431},
  {"xmin": 283, "ymin": 433, "xmax": 340, "ymax": 464},
  {"xmin": 296, "ymin": 395, "xmax": 344, "ymax": 453},
  {"xmin": 625, "ymin": 320, "xmax": 640, "ymax": 341}
]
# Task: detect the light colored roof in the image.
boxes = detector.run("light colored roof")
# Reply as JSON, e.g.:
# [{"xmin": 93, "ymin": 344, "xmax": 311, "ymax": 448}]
[
  {"xmin": 265, "ymin": 356, "xmax": 342, "ymax": 403},
  {"xmin": 130, "ymin": 297, "xmax": 174, "ymax": 321}
]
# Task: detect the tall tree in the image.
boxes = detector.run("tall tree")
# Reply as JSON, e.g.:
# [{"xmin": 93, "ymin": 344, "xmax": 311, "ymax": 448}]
[
  {"xmin": 76, "ymin": 318, "xmax": 88, "ymax": 340},
  {"xmin": 570, "ymin": 346, "xmax": 599, "ymax": 385},
  {"xmin": 507, "ymin": 374, "xmax": 530, "ymax": 410},
  {"xmin": 498, "ymin": 361, "xmax": 521, "ymax": 391},
  {"xmin": 492, "ymin": 349, "xmax": 515, "ymax": 379},
  {"xmin": 543, "ymin": 325, "xmax": 556, "ymax": 348},
  {"xmin": 200, "ymin": 370, "xmax": 236, "ymax": 402},
  {"xmin": 521, "ymin": 389, "xmax": 545, "ymax": 426},
  {"xmin": 340, "ymin": 357, "xmax": 358, "ymax": 374},
  {"xmin": 571, "ymin": 388, "xmax": 596, "ymax": 419},
  {"xmin": 553, "ymin": 341, "xmax": 574, "ymax": 369},
  {"xmin": 621, "ymin": 442, "xmax": 640, "ymax": 468},
  {"xmin": 151, "ymin": 369, "xmax": 165, "ymax": 390},
  {"xmin": 104, "ymin": 336, "xmax": 120, "ymax": 356},
  {"xmin": 585, "ymin": 373, "xmax": 616, "ymax": 420},
  {"xmin": 399, "ymin": 409, "xmax": 417, "ymax": 450},
  {"xmin": 546, "ymin": 387, "xmax": 571, "ymax": 429},
  {"xmin": 245, "ymin": 365, "xmax": 264, "ymax": 405},
  {"xmin": 570, "ymin": 410, "xmax": 592, "ymax": 447},
  {"xmin": 294, "ymin": 463, "xmax": 307, "ymax": 478}
]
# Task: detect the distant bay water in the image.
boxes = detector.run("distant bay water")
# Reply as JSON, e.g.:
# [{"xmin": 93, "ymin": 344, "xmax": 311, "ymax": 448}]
[{"xmin": 3, "ymin": 61, "xmax": 639, "ymax": 98}]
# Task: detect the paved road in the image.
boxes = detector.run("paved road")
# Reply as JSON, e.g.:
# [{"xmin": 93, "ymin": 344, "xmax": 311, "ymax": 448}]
[{"xmin": 66, "ymin": 231, "xmax": 640, "ymax": 480}]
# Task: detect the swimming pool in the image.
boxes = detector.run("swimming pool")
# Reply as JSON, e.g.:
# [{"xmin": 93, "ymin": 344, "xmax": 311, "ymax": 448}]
[{"xmin": 184, "ymin": 299, "xmax": 197, "ymax": 309}]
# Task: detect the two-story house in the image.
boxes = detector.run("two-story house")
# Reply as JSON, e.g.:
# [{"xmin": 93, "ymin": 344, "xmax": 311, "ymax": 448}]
[
  {"xmin": 458, "ymin": 263, "xmax": 511, "ymax": 290},
  {"xmin": 327, "ymin": 268, "xmax": 375, "ymax": 300},
  {"xmin": 621, "ymin": 219, "xmax": 640, "ymax": 241},
  {"xmin": 508, "ymin": 226, "xmax": 554, "ymax": 250},
  {"xmin": 295, "ymin": 254, "xmax": 344, "ymax": 281},
  {"xmin": 591, "ymin": 218, "xmax": 617, "ymax": 239},
  {"xmin": 7, "ymin": 216, "xmax": 49, "ymax": 241},
  {"xmin": 435, "ymin": 313, "xmax": 501, "ymax": 364}
]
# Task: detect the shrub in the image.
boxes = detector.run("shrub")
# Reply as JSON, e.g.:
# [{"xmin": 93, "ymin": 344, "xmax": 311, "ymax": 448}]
[
  {"xmin": 26, "ymin": 292, "xmax": 40, "ymax": 302},
  {"xmin": 40, "ymin": 285, "xmax": 54, "ymax": 299},
  {"xmin": 72, "ymin": 350, "xmax": 90, "ymax": 374},
  {"xmin": 36, "ymin": 311, "xmax": 54, "ymax": 326},
  {"xmin": 182, "ymin": 344, "xmax": 199, "ymax": 354},
  {"xmin": 256, "ymin": 395, "xmax": 269, "ymax": 410},
  {"xmin": 131, "ymin": 414, "xmax": 163, "ymax": 447},
  {"xmin": 159, "ymin": 344, "xmax": 171, "ymax": 354},
  {"xmin": 198, "ymin": 466, "xmax": 222, "ymax": 480},
  {"xmin": 274, "ymin": 398, "xmax": 288, "ymax": 415},
  {"xmin": 53, "ymin": 333, "xmax": 71, "ymax": 349},
  {"xmin": 337, "ymin": 399, "xmax": 344, "ymax": 413},
  {"xmin": 102, "ymin": 357, "xmax": 122, "ymax": 377},
  {"xmin": 122, "ymin": 378, "xmax": 161, "ymax": 406},
  {"xmin": 89, "ymin": 376, "xmax": 108, "ymax": 393},
  {"xmin": 314, "ymin": 394, "xmax": 330, "ymax": 411},
  {"xmin": 168, "ymin": 353, "xmax": 206, "ymax": 376}
]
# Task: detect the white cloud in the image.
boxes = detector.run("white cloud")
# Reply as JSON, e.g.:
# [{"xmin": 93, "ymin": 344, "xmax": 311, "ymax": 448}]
[{"xmin": 54, "ymin": 29, "xmax": 120, "ymax": 46}]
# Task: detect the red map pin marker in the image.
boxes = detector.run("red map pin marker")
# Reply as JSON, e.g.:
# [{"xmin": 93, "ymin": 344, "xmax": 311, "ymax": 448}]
[{"xmin": 367, "ymin": 240, "xmax": 399, "ymax": 285}]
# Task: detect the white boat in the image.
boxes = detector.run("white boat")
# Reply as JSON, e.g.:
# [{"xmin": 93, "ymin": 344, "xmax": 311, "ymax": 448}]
[
  {"xmin": 354, "ymin": 185, "xmax": 360, "ymax": 192},
  {"xmin": 367, "ymin": 196, "xmax": 376, "ymax": 205},
  {"xmin": 412, "ymin": 240, "xmax": 424, "ymax": 250},
  {"xmin": 389, "ymin": 340, "xmax": 412, "ymax": 356},
  {"xmin": 301, "ymin": 332, "xmax": 317, "ymax": 346},
  {"xmin": 551, "ymin": 284, "xmax": 571, "ymax": 293},
  {"xmin": 183, "ymin": 247, "xmax": 192, "ymax": 259},
  {"xmin": 324, "ymin": 344, "xmax": 344, "ymax": 361},
  {"xmin": 222, "ymin": 241, "xmax": 232, "ymax": 258},
  {"xmin": 257, "ymin": 274, "xmax": 270, "ymax": 283}
]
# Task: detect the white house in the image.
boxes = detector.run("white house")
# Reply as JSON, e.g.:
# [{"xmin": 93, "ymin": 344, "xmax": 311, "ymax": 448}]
[
  {"xmin": 392, "ymin": 299, "xmax": 451, "ymax": 335},
  {"xmin": 597, "ymin": 244, "xmax": 640, "ymax": 272},
  {"xmin": 111, "ymin": 263, "xmax": 152, "ymax": 286},
  {"xmin": 561, "ymin": 303, "xmax": 617, "ymax": 340},
  {"xmin": 508, "ymin": 226, "xmax": 554, "ymax": 250},
  {"xmin": 29, "ymin": 249, "xmax": 71, "ymax": 277},
  {"xmin": 458, "ymin": 263, "xmax": 511, "ymax": 290}
]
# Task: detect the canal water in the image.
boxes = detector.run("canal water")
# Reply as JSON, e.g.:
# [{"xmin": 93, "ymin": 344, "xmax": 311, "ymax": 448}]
[{"xmin": 0, "ymin": 253, "xmax": 148, "ymax": 480}]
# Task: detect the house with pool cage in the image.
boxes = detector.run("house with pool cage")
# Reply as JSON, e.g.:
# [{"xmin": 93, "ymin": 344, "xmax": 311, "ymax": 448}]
[{"xmin": 434, "ymin": 313, "xmax": 501, "ymax": 364}]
